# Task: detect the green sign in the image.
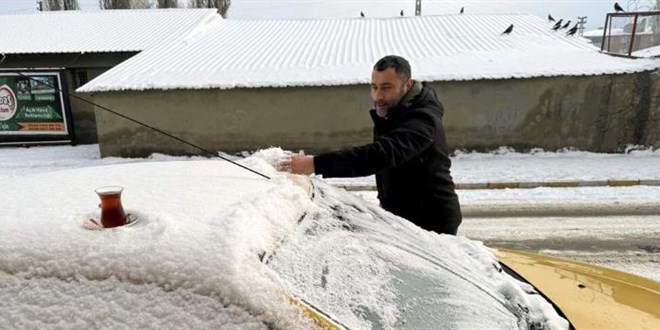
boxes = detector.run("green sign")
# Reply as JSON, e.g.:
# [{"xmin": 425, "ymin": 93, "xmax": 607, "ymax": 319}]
[{"xmin": 0, "ymin": 72, "xmax": 69, "ymax": 135}]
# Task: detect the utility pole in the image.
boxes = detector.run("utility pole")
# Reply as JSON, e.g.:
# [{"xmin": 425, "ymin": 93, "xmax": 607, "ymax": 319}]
[
  {"xmin": 415, "ymin": 0, "xmax": 421, "ymax": 16},
  {"xmin": 577, "ymin": 16, "xmax": 587, "ymax": 36},
  {"xmin": 37, "ymin": 0, "xmax": 43, "ymax": 11}
]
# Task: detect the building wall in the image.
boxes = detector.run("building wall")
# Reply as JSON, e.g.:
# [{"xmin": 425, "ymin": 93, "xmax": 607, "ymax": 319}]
[
  {"xmin": 439, "ymin": 70, "xmax": 660, "ymax": 152},
  {"xmin": 92, "ymin": 70, "xmax": 660, "ymax": 157}
]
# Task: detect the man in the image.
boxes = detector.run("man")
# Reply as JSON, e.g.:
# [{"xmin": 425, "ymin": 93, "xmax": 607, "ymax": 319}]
[{"xmin": 283, "ymin": 55, "xmax": 462, "ymax": 235}]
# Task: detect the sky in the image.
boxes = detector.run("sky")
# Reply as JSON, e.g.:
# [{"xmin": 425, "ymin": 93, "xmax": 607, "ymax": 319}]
[{"xmin": 0, "ymin": 0, "xmax": 657, "ymax": 30}]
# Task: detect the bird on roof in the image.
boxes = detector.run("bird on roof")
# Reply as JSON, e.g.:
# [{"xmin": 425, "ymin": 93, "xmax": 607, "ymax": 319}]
[
  {"xmin": 614, "ymin": 2, "xmax": 624, "ymax": 12},
  {"xmin": 566, "ymin": 25, "xmax": 578, "ymax": 36},
  {"xmin": 400, "ymin": 10, "xmax": 404, "ymax": 16},
  {"xmin": 552, "ymin": 19, "xmax": 563, "ymax": 30},
  {"xmin": 548, "ymin": 14, "xmax": 555, "ymax": 22},
  {"xmin": 501, "ymin": 24, "xmax": 514, "ymax": 35},
  {"xmin": 460, "ymin": 7, "xmax": 464, "ymax": 14},
  {"xmin": 360, "ymin": 11, "xmax": 365, "ymax": 18},
  {"xmin": 561, "ymin": 20, "xmax": 571, "ymax": 29}
]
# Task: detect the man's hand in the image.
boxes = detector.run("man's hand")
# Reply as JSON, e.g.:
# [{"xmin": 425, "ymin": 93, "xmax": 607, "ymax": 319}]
[{"xmin": 279, "ymin": 154, "xmax": 315, "ymax": 175}]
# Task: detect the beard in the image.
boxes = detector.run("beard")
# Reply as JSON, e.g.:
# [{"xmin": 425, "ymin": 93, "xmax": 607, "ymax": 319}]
[{"xmin": 375, "ymin": 85, "xmax": 407, "ymax": 118}]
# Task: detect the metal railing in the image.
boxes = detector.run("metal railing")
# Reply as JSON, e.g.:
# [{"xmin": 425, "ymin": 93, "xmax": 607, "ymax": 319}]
[{"xmin": 601, "ymin": 11, "xmax": 660, "ymax": 57}]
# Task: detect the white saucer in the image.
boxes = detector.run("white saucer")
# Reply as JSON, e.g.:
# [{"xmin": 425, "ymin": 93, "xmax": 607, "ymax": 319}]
[{"xmin": 83, "ymin": 214, "xmax": 139, "ymax": 230}]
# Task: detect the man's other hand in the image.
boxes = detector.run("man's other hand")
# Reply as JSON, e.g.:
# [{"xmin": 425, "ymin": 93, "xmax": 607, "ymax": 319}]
[{"xmin": 280, "ymin": 155, "xmax": 315, "ymax": 175}]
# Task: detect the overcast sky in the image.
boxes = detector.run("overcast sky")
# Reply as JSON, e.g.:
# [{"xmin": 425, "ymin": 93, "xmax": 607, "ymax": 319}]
[{"xmin": 0, "ymin": 0, "xmax": 656, "ymax": 30}]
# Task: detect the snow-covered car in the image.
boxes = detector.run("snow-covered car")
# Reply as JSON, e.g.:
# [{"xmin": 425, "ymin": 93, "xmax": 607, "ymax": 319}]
[{"xmin": 1, "ymin": 149, "xmax": 658, "ymax": 329}]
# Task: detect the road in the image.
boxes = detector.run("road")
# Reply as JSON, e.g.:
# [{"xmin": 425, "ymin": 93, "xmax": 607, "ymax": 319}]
[
  {"xmin": 351, "ymin": 190, "xmax": 660, "ymax": 282},
  {"xmin": 459, "ymin": 215, "xmax": 660, "ymax": 282}
]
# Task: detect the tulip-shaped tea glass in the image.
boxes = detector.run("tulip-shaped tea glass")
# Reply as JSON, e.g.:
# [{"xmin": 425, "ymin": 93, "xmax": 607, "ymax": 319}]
[{"xmin": 95, "ymin": 186, "xmax": 127, "ymax": 228}]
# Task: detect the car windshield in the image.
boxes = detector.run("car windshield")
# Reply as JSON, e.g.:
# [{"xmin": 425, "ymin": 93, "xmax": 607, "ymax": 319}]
[
  {"xmin": 0, "ymin": 148, "xmax": 568, "ymax": 329},
  {"xmin": 267, "ymin": 178, "xmax": 569, "ymax": 330}
]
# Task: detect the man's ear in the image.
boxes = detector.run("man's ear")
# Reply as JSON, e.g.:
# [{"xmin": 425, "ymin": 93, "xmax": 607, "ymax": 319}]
[{"xmin": 404, "ymin": 79, "xmax": 414, "ymax": 92}]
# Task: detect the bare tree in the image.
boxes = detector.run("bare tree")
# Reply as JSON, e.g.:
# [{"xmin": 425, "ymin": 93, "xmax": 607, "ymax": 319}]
[
  {"xmin": 188, "ymin": 0, "xmax": 230, "ymax": 17},
  {"xmin": 43, "ymin": 0, "xmax": 80, "ymax": 10},
  {"xmin": 99, "ymin": 0, "xmax": 130, "ymax": 9},
  {"xmin": 99, "ymin": 0, "xmax": 151, "ymax": 9},
  {"xmin": 157, "ymin": 0, "xmax": 179, "ymax": 8}
]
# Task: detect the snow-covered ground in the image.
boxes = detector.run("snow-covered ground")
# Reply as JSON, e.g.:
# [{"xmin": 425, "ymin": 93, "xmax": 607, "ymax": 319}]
[{"xmin": 4, "ymin": 144, "xmax": 660, "ymax": 200}]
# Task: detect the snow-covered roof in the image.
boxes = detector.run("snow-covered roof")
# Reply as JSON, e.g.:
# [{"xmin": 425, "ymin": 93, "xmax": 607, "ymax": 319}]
[
  {"xmin": 633, "ymin": 44, "xmax": 660, "ymax": 57},
  {"xmin": 583, "ymin": 28, "xmax": 612, "ymax": 37},
  {"xmin": 0, "ymin": 9, "xmax": 221, "ymax": 54},
  {"xmin": 584, "ymin": 27, "xmax": 655, "ymax": 38},
  {"xmin": 78, "ymin": 13, "xmax": 660, "ymax": 92}
]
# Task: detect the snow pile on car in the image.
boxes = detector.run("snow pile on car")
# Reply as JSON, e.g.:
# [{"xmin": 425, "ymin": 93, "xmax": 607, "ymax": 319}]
[{"xmin": 0, "ymin": 149, "xmax": 317, "ymax": 329}]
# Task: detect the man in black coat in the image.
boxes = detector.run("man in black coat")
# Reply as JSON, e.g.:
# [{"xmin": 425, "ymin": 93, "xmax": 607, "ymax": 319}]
[{"xmin": 284, "ymin": 55, "xmax": 462, "ymax": 235}]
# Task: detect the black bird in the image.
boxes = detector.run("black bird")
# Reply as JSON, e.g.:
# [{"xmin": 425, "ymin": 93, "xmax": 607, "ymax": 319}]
[
  {"xmin": 561, "ymin": 20, "xmax": 571, "ymax": 29},
  {"xmin": 614, "ymin": 2, "xmax": 624, "ymax": 12},
  {"xmin": 566, "ymin": 25, "xmax": 578, "ymax": 36},
  {"xmin": 501, "ymin": 24, "xmax": 514, "ymax": 35},
  {"xmin": 360, "ymin": 11, "xmax": 365, "ymax": 18},
  {"xmin": 460, "ymin": 7, "xmax": 464, "ymax": 14},
  {"xmin": 552, "ymin": 19, "xmax": 563, "ymax": 30},
  {"xmin": 548, "ymin": 14, "xmax": 555, "ymax": 22},
  {"xmin": 400, "ymin": 9, "xmax": 404, "ymax": 17}
]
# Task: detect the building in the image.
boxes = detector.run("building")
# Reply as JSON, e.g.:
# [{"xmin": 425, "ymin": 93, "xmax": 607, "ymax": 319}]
[
  {"xmin": 0, "ymin": 9, "xmax": 221, "ymax": 145},
  {"xmin": 78, "ymin": 13, "xmax": 660, "ymax": 156}
]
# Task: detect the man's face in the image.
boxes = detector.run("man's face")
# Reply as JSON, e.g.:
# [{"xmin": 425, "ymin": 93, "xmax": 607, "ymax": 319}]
[{"xmin": 371, "ymin": 68, "xmax": 412, "ymax": 118}]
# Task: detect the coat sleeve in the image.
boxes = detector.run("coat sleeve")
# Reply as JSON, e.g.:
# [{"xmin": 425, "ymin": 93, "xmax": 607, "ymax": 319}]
[{"xmin": 314, "ymin": 110, "xmax": 436, "ymax": 178}]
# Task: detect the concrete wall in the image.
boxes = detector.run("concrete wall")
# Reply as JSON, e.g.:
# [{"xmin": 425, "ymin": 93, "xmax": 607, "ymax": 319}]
[
  {"xmin": 440, "ymin": 70, "xmax": 660, "ymax": 152},
  {"xmin": 2, "ymin": 53, "xmax": 136, "ymax": 144},
  {"xmin": 92, "ymin": 70, "xmax": 660, "ymax": 157},
  {"xmin": 93, "ymin": 85, "xmax": 374, "ymax": 157}
]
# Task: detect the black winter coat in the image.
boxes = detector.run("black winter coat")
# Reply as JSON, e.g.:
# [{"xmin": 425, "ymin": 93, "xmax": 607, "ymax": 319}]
[{"xmin": 314, "ymin": 82, "xmax": 462, "ymax": 235}]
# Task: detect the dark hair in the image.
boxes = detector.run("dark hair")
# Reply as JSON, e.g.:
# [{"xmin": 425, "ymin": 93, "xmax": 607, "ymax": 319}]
[{"xmin": 373, "ymin": 55, "xmax": 411, "ymax": 81}]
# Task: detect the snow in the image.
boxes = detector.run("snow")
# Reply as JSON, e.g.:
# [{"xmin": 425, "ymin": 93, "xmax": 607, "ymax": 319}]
[
  {"xmin": 0, "ymin": 145, "xmax": 570, "ymax": 329},
  {"xmin": 77, "ymin": 14, "xmax": 660, "ymax": 93},
  {"xmin": 0, "ymin": 151, "xmax": 316, "ymax": 329},
  {"xmin": 268, "ymin": 180, "xmax": 568, "ymax": 329},
  {"xmin": 328, "ymin": 146, "xmax": 660, "ymax": 205},
  {"xmin": 0, "ymin": 9, "xmax": 221, "ymax": 54},
  {"xmin": 633, "ymin": 44, "xmax": 660, "ymax": 57}
]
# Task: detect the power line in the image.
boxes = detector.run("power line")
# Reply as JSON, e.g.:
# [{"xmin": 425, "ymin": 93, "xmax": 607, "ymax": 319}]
[{"xmin": 577, "ymin": 16, "xmax": 587, "ymax": 36}]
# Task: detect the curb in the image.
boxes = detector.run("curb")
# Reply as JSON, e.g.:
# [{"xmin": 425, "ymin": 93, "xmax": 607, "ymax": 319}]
[
  {"xmin": 335, "ymin": 179, "xmax": 660, "ymax": 191},
  {"xmin": 461, "ymin": 202, "xmax": 660, "ymax": 217}
]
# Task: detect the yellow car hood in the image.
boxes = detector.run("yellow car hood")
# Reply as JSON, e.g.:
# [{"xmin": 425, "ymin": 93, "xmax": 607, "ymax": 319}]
[{"xmin": 497, "ymin": 248, "xmax": 660, "ymax": 329}]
